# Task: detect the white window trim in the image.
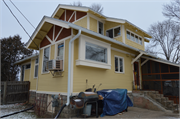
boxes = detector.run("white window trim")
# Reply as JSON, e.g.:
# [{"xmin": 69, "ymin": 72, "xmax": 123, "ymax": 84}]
[
  {"xmin": 41, "ymin": 46, "xmax": 51, "ymax": 74},
  {"xmin": 76, "ymin": 35, "xmax": 111, "ymax": 69},
  {"xmin": 106, "ymin": 25, "xmax": 121, "ymax": 38},
  {"xmin": 97, "ymin": 21, "xmax": 104, "ymax": 35},
  {"xmin": 54, "ymin": 40, "xmax": 65, "ymax": 71},
  {"xmin": 114, "ymin": 55, "xmax": 125, "ymax": 73},
  {"xmin": 34, "ymin": 58, "xmax": 39, "ymax": 79},
  {"xmin": 126, "ymin": 29, "xmax": 143, "ymax": 45}
]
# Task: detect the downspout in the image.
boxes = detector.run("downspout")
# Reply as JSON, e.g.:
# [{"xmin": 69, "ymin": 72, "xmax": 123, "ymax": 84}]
[{"xmin": 66, "ymin": 29, "xmax": 81, "ymax": 106}]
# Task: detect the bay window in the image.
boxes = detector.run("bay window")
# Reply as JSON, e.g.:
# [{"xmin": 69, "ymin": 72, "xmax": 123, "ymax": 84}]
[{"xmin": 76, "ymin": 35, "xmax": 111, "ymax": 69}]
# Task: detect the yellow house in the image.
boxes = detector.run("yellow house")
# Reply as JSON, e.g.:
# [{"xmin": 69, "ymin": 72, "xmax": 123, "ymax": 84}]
[{"xmin": 14, "ymin": 4, "xmax": 179, "ymax": 116}]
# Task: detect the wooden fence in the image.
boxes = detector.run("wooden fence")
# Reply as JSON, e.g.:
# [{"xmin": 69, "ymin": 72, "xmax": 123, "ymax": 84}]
[{"xmin": 1, "ymin": 81, "xmax": 30, "ymax": 105}]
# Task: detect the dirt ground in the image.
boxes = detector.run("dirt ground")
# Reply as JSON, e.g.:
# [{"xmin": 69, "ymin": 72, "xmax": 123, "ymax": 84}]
[{"xmin": 100, "ymin": 107, "xmax": 180, "ymax": 119}]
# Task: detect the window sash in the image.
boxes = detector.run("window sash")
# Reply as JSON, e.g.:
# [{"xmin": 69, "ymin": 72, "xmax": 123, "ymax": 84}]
[
  {"xmin": 57, "ymin": 43, "xmax": 64, "ymax": 60},
  {"xmin": 98, "ymin": 21, "xmax": 103, "ymax": 34},
  {"xmin": 43, "ymin": 47, "xmax": 50, "ymax": 73},
  {"xmin": 115, "ymin": 56, "xmax": 124, "ymax": 73},
  {"xmin": 85, "ymin": 42, "xmax": 107, "ymax": 63},
  {"xmin": 34, "ymin": 65, "xmax": 38, "ymax": 78}
]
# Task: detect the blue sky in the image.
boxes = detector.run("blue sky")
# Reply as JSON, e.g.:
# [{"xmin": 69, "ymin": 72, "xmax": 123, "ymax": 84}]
[{"xmin": 1, "ymin": 0, "xmax": 171, "ymax": 44}]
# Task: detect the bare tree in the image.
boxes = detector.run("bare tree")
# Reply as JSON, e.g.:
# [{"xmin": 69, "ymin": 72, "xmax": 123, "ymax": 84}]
[
  {"xmin": 162, "ymin": 0, "xmax": 180, "ymax": 23},
  {"xmin": 71, "ymin": 1, "xmax": 82, "ymax": 6},
  {"xmin": 90, "ymin": 3, "xmax": 103, "ymax": 14},
  {"xmin": 148, "ymin": 20, "xmax": 180, "ymax": 63}
]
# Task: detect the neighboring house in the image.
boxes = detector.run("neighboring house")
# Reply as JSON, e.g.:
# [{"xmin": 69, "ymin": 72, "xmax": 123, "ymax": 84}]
[{"xmin": 15, "ymin": 4, "xmax": 179, "ymax": 114}]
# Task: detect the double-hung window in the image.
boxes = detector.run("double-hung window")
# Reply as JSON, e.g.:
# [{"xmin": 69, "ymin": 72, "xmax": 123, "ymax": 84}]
[
  {"xmin": 106, "ymin": 26, "xmax": 121, "ymax": 38},
  {"xmin": 98, "ymin": 21, "xmax": 103, "ymax": 35},
  {"xmin": 115, "ymin": 56, "xmax": 124, "ymax": 73},
  {"xmin": 34, "ymin": 58, "xmax": 38, "ymax": 78},
  {"xmin": 86, "ymin": 42, "xmax": 107, "ymax": 63},
  {"xmin": 57, "ymin": 43, "xmax": 64, "ymax": 60},
  {"xmin": 42, "ymin": 47, "xmax": 50, "ymax": 73}
]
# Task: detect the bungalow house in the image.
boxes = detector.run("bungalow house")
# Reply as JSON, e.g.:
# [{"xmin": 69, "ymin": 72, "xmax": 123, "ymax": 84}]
[{"xmin": 15, "ymin": 4, "xmax": 179, "ymax": 117}]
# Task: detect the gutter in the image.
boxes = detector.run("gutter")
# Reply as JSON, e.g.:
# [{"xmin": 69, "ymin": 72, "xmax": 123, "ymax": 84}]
[{"xmin": 66, "ymin": 29, "xmax": 81, "ymax": 106}]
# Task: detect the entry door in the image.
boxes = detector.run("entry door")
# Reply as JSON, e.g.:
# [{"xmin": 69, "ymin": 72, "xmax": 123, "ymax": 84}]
[{"xmin": 134, "ymin": 62, "xmax": 140, "ymax": 89}]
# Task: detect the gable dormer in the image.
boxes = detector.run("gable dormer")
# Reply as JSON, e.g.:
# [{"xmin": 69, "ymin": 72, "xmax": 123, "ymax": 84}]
[{"xmin": 51, "ymin": 4, "xmax": 151, "ymax": 51}]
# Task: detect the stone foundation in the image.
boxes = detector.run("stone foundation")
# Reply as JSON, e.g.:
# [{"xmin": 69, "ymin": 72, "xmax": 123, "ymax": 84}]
[{"xmin": 29, "ymin": 91, "xmax": 81, "ymax": 118}]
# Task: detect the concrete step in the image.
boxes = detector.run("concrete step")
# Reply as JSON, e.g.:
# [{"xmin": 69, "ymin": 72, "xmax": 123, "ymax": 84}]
[{"xmin": 155, "ymin": 97, "xmax": 162, "ymax": 103}]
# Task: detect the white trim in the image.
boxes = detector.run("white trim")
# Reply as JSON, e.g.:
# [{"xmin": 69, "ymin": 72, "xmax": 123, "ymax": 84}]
[
  {"xmin": 88, "ymin": 13, "xmax": 105, "ymax": 23},
  {"xmin": 34, "ymin": 58, "xmax": 39, "ymax": 79},
  {"xmin": 141, "ymin": 59, "xmax": 149, "ymax": 66},
  {"xmin": 106, "ymin": 25, "xmax": 121, "ymax": 38},
  {"xmin": 40, "ymin": 44, "xmax": 52, "ymax": 50},
  {"xmin": 68, "ymin": 11, "xmax": 75, "ymax": 22},
  {"xmin": 77, "ymin": 35, "xmax": 111, "ymax": 69},
  {"xmin": 45, "ymin": 36, "xmax": 52, "ymax": 44},
  {"xmin": 70, "ymin": 41, "xmax": 74, "ymax": 93},
  {"xmin": 114, "ymin": 55, "xmax": 125, "ymax": 73},
  {"xmin": 53, "ymin": 25, "xmax": 55, "ymax": 41},
  {"xmin": 41, "ymin": 46, "xmax": 51, "ymax": 74},
  {"xmin": 75, "ymin": 11, "xmax": 76, "ymax": 20},
  {"xmin": 127, "ymin": 91, "xmax": 132, "ymax": 93},
  {"xmin": 26, "ymin": 17, "xmax": 69, "ymax": 49},
  {"xmin": 87, "ymin": 15, "xmax": 90, "ymax": 29},
  {"xmin": 55, "ymin": 27, "xmax": 63, "ymax": 41},
  {"xmin": 29, "ymin": 90, "xmax": 36, "ymax": 92},
  {"xmin": 76, "ymin": 59, "xmax": 111, "ymax": 69},
  {"xmin": 55, "ymin": 41, "xmax": 65, "ymax": 71},
  {"xmin": 106, "ymin": 18, "xmax": 125, "ymax": 24},
  {"xmin": 72, "ymin": 15, "xmax": 87, "ymax": 24},
  {"xmin": 122, "ymin": 25, "xmax": 125, "ymax": 43},
  {"xmin": 131, "ymin": 52, "xmax": 144, "ymax": 64},
  {"xmin": 65, "ymin": 10, "xmax": 66, "ymax": 21},
  {"xmin": 111, "ymin": 47, "xmax": 135, "ymax": 56},
  {"xmin": 29, "ymin": 59, "xmax": 32, "ymax": 81},
  {"xmin": 141, "ymin": 56, "xmax": 180, "ymax": 67}
]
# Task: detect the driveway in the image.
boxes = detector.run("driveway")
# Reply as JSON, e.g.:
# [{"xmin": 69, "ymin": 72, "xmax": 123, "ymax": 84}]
[{"xmin": 100, "ymin": 107, "xmax": 179, "ymax": 118}]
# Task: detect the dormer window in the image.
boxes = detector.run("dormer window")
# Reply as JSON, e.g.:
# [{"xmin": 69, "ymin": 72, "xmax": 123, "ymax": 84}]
[
  {"xmin": 126, "ymin": 30, "xmax": 143, "ymax": 45},
  {"xmin": 98, "ymin": 21, "xmax": 103, "ymax": 35},
  {"xmin": 106, "ymin": 26, "xmax": 121, "ymax": 38}
]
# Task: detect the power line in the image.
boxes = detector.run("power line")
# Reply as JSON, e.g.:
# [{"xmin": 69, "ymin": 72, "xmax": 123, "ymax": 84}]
[
  {"xmin": 9, "ymin": 0, "xmax": 35, "ymax": 29},
  {"xmin": 3, "ymin": 0, "xmax": 39, "ymax": 49}
]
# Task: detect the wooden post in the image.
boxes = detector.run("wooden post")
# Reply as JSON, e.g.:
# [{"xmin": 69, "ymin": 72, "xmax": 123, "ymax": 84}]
[{"xmin": 3, "ymin": 82, "xmax": 7, "ymax": 104}]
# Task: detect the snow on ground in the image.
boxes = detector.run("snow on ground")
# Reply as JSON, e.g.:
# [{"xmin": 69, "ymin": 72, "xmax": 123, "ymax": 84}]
[{"xmin": 0, "ymin": 103, "xmax": 37, "ymax": 119}]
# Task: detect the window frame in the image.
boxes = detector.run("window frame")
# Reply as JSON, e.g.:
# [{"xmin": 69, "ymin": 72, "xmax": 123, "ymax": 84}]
[
  {"xmin": 114, "ymin": 55, "xmax": 124, "ymax": 73},
  {"xmin": 85, "ymin": 42, "xmax": 108, "ymax": 63},
  {"xmin": 98, "ymin": 21, "xmax": 104, "ymax": 35},
  {"xmin": 41, "ymin": 46, "xmax": 51, "ymax": 74},
  {"xmin": 76, "ymin": 35, "xmax": 111, "ymax": 69},
  {"xmin": 106, "ymin": 25, "xmax": 121, "ymax": 38},
  {"xmin": 55, "ymin": 40, "xmax": 65, "ymax": 71},
  {"xmin": 34, "ymin": 58, "xmax": 39, "ymax": 78},
  {"xmin": 25, "ymin": 63, "xmax": 31, "ymax": 69},
  {"xmin": 126, "ymin": 29, "xmax": 143, "ymax": 45}
]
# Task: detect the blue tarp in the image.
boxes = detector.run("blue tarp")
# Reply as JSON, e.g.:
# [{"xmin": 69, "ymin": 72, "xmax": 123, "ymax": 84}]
[{"xmin": 97, "ymin": 89, "xmax": 133, "ymax": 117}]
